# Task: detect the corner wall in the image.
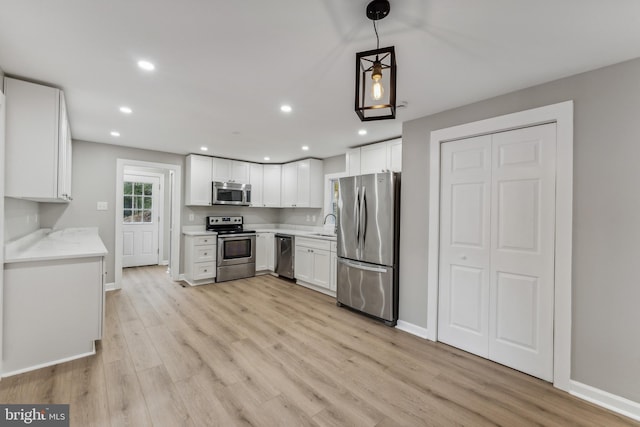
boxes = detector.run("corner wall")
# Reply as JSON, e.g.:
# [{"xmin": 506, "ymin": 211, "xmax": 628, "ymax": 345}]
[{"xmin": 400, "ymin": 57, "xmax": 640, "ymax": 403}]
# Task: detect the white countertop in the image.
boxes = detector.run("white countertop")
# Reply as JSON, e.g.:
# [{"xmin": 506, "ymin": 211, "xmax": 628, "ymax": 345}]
[
  {"xmin": 4, "ymin": 228, "xmax": 108, "ymax": 263},
  {"xmin": 181, "ymin": 226, "xmax": 336, "ymax": 241}
]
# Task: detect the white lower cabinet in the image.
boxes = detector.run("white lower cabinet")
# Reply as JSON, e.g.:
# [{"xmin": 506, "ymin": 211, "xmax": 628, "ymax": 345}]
[
  {"xmin": 256, "ymin": 232, "xmax": 275, "ymax": 272},
  {"xmin": 184, "ymin": 234, "xmax": 216, "ymax": 285},
  {"xmin": 294, "ymin": 237, "xmax": 332, "ymax": 293}
]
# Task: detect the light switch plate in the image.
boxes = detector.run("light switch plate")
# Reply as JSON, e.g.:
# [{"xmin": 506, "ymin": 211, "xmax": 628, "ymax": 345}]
[{"xmin": 97, "ymin": 201, "xmax": 108, "ymax": 211}]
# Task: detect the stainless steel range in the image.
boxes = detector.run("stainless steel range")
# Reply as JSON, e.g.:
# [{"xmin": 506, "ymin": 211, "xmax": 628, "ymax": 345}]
[{"xmin": 206, "ymin": 216, "xmax": 256, "ymax": 282}]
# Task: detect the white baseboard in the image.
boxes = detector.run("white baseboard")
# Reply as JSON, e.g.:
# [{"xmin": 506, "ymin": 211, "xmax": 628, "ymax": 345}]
[
  {"xmin": 104, "ymin": 282, "xmax": 117, "ymax": 292},
  {"xmin": 160, "ymin": 260, "xmax": 169, "ymax": 266},
  {"xmin": 570, "ymin": 380, "xmax": 640, "ymax": 422},
  {"xmin": 178, "ymin": 274, "xmax": 186, "ymax": 281},
  {"xmin": 395, "ymin": 320, "xmax": 430, "ymax": 339}
]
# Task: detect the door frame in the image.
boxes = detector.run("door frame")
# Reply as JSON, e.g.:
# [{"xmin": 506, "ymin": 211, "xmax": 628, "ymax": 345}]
[
  {"xmin": 122, "ymin": 170, "xmax": 164, "ymax": 267},
  {"xmin": 426, "ymin": 101, "xmax": 573, "ymax": 391},
  {"xmin": 115, "ymin": 159, "xmax": 182, "ymax": 289}
]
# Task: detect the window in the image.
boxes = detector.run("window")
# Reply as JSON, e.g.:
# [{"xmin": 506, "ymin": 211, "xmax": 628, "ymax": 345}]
[
  {"xmin": 324, "ymin": 172, "xmax": 347, "ymax": 223},
  {"xmin": 123, "ymin": 181, "xmax": 153, "ymax": 223}
]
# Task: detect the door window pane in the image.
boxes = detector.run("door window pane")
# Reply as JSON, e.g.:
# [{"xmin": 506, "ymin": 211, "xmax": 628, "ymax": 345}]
[{"xmin": 124, "ymin": 181, "xmax": 154, "ymax": 224}]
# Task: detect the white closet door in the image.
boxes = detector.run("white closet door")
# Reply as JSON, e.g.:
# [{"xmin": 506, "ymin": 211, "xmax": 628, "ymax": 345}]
[
  {"xmin": 438, "ymin": 135, "xmax": 492, "ymax": 357},
  {"xmin": 489, "ymin": 123, "xmax": 556, "ymax": 381},
  {"xmin": 438, "ymin": 123, "xmax": 556, "ymax": 382}
]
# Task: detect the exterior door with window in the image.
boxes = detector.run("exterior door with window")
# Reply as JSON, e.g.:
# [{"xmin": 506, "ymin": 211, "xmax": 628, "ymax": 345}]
[{"xmin": 122, "ymin": 175, "xmax": 160, "ymax": 267}]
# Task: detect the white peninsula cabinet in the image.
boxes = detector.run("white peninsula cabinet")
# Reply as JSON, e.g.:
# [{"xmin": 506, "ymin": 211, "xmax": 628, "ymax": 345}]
[
  {"xmin": 281, "ymin": 159, "xmax": 323, "ymax": 208},
  {"xmin": 295, "ymin": 236, "xmax": 332, "ymax": 295},
  {"xmin": 2, "ymin": 228, "xmax": 107, "ymax": 376},
  {"xmin": 4, "ymin": 77, "xmax": 72, "ymax": 202}
]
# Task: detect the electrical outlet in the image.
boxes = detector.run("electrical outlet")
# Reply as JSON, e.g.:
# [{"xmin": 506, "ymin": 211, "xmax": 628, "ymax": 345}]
[
  {"xmin": 312, "ymin": 215, "xmax": 316, "ymax": 222},
  {"xmin": 97, "ymin": 201, "xmax": 108, "ymax": 211},
  {"xmin": 306, "ymin": 215, "xmax": 311, "ymax": 222},
  {"xmin": 189, "ymin": 213, "xmax": 195, "ymax": 221}
]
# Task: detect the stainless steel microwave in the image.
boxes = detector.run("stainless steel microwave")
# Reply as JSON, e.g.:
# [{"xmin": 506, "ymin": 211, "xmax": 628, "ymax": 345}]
[{"xmin": 212, "ymin": 181, "xmax": 251, "ymax": 206}]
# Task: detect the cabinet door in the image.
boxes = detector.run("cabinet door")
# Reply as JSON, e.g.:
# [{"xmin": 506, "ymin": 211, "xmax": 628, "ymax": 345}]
[
  {"xmin": 388, "ymin": 139, "xmax": 402, "ymax": 172},
  {"xmin": 255, "ymin": 233, "xmax": 267, "ymax": 271},
  {"xmin": 231, "ymin": 161, "xmax": 250, "ymax": 184},
  {"xmin": 330, "ymin": 251, "xmax": 337, "ymax": 291},
  {"xmin": 185, "ymin": 155, "xmax": 213, "ymax": 206},
  {"xmin": 249, "ymin": 163, "xmax": 264, "ymax": 206},
  {"xmin": 212, "ymin": 157, "xmax": 232, "ymax": 182},
  {"xmin": 57, "ymin": 94, "xmax": 72, "ymax": 201},
  {"xmin": 296, "ymin": 160, "xmax": 310, "ymax": 207},
  {"xmin": 346, "ymin": 148, "xmax": 361, "ymax": 176},
  {"xmin": 294, "ymin": 245, "xmax": 312, "ymax": 282},
  {"xmin": 311, "ymin": 249, "xmax": 331, "ymax": 289},
  {"xmin": 360, "ymin": 143, "xmax": 388, "ymax": 174},
  {"xmin": 266, "ymin": 234, "xmax": 275, "ymax": 270},
  {"xmin": 263, "ymin": 164, "xmax": 281, "ymax": 207},
  {"xmin": 281, "ymin": 162, "xmax": 298, "ymax": 207},
  {"xmin": 4, "ymin": 78, "xmax": 62, "ymax": 201}
]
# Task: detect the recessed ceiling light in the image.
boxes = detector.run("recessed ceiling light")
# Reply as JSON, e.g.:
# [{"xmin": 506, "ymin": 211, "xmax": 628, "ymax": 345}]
[
  {"xmin": 264, "ymin": 156, "xmax": 270, "ymax": 161},
  {"xmin": 119, "ymin": 106, "xmax": 132, "ymax": 114},
  {"xmin": 200, "ymin": 146, "xmax": 208, "ymax": 151},
  {"xmin": 110, "ymin": 131, "xmax": 120, "ymax": 137},
  {"xmin": 137, "ymin": 60, "xmax": 155, "ymax": 71},
  {"xmin": 302, "ymin": 146, "xmax": 309, "ymax": 151},
  {"xmin": 280, "ymin": 105, "xmax": 292, "ymax": 113},
  {"xmin": 358, "ymin": 129, "xmax": 367, "ymax": 136}
]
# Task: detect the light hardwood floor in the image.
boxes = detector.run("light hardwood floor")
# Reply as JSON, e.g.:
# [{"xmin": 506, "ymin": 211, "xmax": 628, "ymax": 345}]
[{"xmin": 1, "ymin": 266, "xmax": 637, "ymax": 426}]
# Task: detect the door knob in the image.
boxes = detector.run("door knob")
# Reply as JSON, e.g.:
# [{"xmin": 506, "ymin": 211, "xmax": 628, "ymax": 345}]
[{"xmin": 460, "ymin": 255, "xmax": 467, "ymax": 260}]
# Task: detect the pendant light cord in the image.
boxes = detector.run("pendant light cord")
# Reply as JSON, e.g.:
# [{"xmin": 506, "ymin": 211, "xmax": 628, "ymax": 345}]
[{"xmin": 373, "ymin": 19, "xmax": 380, "ymax": 50}]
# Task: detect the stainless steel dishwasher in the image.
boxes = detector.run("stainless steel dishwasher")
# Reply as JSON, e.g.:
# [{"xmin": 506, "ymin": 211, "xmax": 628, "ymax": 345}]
[{"xmin": 275, "ymin": 234, "xmax": 294, "ymax": 279}]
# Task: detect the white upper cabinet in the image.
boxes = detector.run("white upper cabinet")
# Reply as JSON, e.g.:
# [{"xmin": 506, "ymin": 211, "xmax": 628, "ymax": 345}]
[
  {"xmin": 249, "ymin": 163, "xmax": 264, "ymax": 206},
  {"xmin": 262, "ymin": 164, "xmax": 282, "ymax": 207},
  {"xmin": 360, "ymin": 143, "xmax": 389, "ymax": 174},
  {"xmin": 346, "ymin": 138, "xmax": 402, "ymax": 176},
  {"xmin": 346, "ymin": 148, "xmax": 361, "ymax": 176},
  {"xmin": 281, "ymin": 159, "xmax": 323, "ymax": 208},
  {"xmin": 4, "ymin": 77, "xmax": 73, "ymax": 202},
  {"xmin": 212, "ymin": 158, "xmax": 250, "ymax": 184},
  {"xmin": 185, "ymin": 154, "xmax": 213, "ymax": 206},
  {"xmin": 388, "ymin": 138, "xmax": 402, "ymax": 172}
]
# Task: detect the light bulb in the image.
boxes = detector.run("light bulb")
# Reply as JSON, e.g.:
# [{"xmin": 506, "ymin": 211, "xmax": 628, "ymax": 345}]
[
  {"xmin": 371, "ymin": 60, "xmax": 384, "ymax": 101},
  {"xmin": 372, "ymin": 77, "xmax": 384, "ymax": 101}
]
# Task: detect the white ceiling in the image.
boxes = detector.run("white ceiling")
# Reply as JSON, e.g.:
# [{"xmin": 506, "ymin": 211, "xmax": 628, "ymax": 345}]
[{"xmin": 1, "ymin": 1, "xmax": 640, "ymax": 163}]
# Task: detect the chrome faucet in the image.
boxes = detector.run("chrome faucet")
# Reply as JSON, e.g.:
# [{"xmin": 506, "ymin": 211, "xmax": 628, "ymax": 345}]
[{"xmin": 323, "ymin": 213, "xmax": 337, "ymax": 234}]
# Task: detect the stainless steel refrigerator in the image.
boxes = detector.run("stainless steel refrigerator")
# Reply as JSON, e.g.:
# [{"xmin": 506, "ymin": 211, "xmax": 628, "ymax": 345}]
[{"xmin": 337, "ymin": 172, "xmax": 400, "ymax": 325}]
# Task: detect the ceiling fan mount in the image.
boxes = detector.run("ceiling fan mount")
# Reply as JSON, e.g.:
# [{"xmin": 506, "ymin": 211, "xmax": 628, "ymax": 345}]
[{"xmin": 366, "ymin": 0, "xmax": 390, "ymax": 21}]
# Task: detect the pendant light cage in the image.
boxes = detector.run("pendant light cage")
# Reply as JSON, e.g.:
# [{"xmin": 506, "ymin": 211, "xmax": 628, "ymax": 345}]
[{"xmin": 355, "ymin": 46, "xmax": 396, "ymax": 121}]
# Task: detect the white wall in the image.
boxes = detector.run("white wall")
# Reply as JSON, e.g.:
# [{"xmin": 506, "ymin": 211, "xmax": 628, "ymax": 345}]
[
  {"xmin": 400, "ymin": 57, "xmax": 640, "ymax": 403},
  {"xmin": 4, "ymin": 198, "xmax": 39, "ymax": 242}
]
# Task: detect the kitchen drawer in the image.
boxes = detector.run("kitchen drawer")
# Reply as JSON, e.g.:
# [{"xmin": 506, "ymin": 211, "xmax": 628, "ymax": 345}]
[
  {"xmin": 296, "ymin": 236, "xmax": 331, "ymax": 251},
  {"xmin": 194, "ymin": 235, "xmax": 216, "ymax": 246},
  {"xmin": 193, "ymin": 262, "xmax": 216, "ymax": 280},
  {"xmin": 194, "ymin": 244, "xmax": 215, "ymax": 262},
  {"xmin": 330, "ymin": 241, "xmax": 337, "ymax": 252}
]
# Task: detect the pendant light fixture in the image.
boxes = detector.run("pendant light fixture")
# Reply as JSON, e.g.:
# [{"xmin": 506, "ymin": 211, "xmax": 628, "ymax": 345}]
[{"xmin": 355, "ymin": 0, "xmax": 397, "ymax": 121}]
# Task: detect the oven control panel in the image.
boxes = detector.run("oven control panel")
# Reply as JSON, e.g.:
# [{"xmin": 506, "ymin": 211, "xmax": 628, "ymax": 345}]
[{"xmin": 207, "ymin": 216, "xmax": 243, "ymax": 225}]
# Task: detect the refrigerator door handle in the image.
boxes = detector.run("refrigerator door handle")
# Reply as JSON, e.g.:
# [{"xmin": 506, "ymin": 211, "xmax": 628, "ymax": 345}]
[
  {"xmin": 338, "ymin": 258, "xmax": 388, "ymax": 273},
  {"xmin": 355, "ymin": 186, "xmax": 360, "ymax": 247},
  {"xmin": 361, "ymin": 187, "xmax": 367, "ymax": 247}
]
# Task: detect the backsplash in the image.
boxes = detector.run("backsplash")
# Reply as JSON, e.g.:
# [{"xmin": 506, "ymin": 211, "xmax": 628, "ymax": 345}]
[{"xmin": 4, "ymin": 198, "xmax": 39, "ymax": 242}]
